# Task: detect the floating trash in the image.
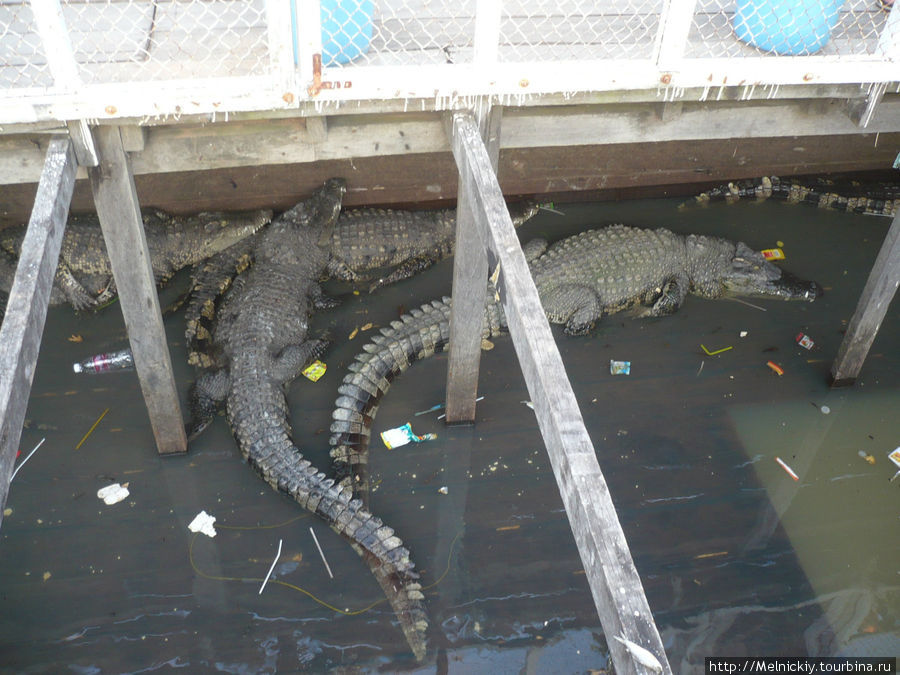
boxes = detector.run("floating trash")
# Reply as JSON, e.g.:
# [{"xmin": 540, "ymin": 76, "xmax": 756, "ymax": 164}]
[
  {"xmin": 438, "ymin": 486, "xmax": 449, "ymax": 495},
  {"xmin": 301, "ymin": 360, "xmax": 327, "ymax": 382},
  {"xmin": 889, "ymin": 447, "xmax": 900, "ymax": 482},
  {"xmin": 820, "ymin": 405, "xmax": 830, "ymax": 414},
  {"xmin": 73, "ymin": 348, "xmax": 134, "ymax": 374},
  {"xmin": 761, "ymin": 248, "xmax": 785, "ymax": 261},
  {"xmin": 775, "ymin": 456, "xmax": 799, "ymax": 481},
  {"xmin": 766, "ymin": 360, "xmax": 785, "ymax": 376},
  {"xmin": 701, "ymin": 344, "xmax": 732, "ymax": 356},
  {"xmin": 796, "ymin": 333, "xmax": 815, "ymax": 350},
  {"xmin": 380, "ymin": 423, "xmax": 437, "ymax": 450},
  {"xmin": 97, "ymin": 482, "xmax": 129, "ymax": 505},
  {"xmin": 858, "ymin": 450, "xmax": 875, "ymax": 465},
  {"xmin": 610, "ymin": 360, "xmax": 631, "ymax": 375},
  {"xmin": 188, "ymin": 510, "xmax": 217, "ymax": 537},
  {"xmin": 613, "ymin": 635, "xmax": 663, "ymax": 673}
]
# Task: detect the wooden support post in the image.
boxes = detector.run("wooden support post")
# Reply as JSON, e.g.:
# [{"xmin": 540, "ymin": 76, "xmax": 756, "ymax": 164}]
[
  {"xmin": 830, "ymin": 211, "xmax": 900, "ymax": 387},
  {"xmin": 444, "ymin": 102, "xmax": 501, "ymax": 424},
  {"xmin": 88, "ymin": 126, "xmax": 187, "ymax": 455},
  {"xmin": 0, "ymin": 137, "xmax": 77, "ymax": 524},
  {"xmin": 448, "ymin": 111, "xmax": 671, "ymax": 674}
]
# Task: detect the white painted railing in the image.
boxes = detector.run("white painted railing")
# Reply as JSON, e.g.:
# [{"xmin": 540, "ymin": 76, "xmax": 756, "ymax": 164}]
[{"xmin": 0, "ymin": 0, "xmax": 897, "ymax": 125}]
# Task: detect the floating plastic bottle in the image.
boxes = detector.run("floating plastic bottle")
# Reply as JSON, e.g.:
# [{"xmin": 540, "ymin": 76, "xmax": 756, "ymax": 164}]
[{"xmin": 72, "ymin": 348, "xmax": 134, "ymax": 374}]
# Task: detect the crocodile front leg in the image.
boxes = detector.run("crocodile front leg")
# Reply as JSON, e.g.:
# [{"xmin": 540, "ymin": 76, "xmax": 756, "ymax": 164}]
[
  {"xmin": 186, "ymin": 368, "xmax": 230, "ymax": 441},
  {"xmin": 56, "ymin": 263, "xmax": 105, "ymax": 311},
  {"xmin": 645, "ymin": 275, "xmax": 690, "ymax": 317}
]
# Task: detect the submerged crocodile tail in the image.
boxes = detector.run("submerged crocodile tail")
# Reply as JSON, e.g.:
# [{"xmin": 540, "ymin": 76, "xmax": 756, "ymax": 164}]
[{"xmin": 330, "ymin": 294, "xmax": 507, "ymax": 500}]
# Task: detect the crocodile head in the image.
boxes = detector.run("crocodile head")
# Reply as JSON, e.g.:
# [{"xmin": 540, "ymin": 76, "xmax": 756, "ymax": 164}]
[
  {"xmin": 155, "ymin": 208, "xmax": 272, "ymax": 273},
  {"xmin": 720, "ymin": 241, "xmax": 821, "ymax": 301},
  {"xmin": 688, "ymin": 236, "xmax": 821, "ymax": 302},
  {"xmin": 508, "ymin": 199, "xmax": 542, "ymax": 227}
]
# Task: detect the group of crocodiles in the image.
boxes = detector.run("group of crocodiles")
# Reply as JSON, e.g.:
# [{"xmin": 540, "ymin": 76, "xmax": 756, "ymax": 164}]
[{"xmin": 1, "ymin": 173, "xmax": 880, "ymax": 662}]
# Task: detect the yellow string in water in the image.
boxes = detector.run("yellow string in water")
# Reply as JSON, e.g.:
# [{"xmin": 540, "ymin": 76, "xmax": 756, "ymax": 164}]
[
  {"xmin": 188, "ymin": 521, "xmax": 462, "ymax": 616},
  {"xmin": 75, "ymin": 408, "xmax": 110, "ymax": 450}
]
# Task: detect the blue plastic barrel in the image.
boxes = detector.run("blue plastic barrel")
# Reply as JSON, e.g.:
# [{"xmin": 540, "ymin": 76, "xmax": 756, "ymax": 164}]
[
  {"xmin": 733, "ymin": 0, "xmax": 844, "ymax": 55},
  {"xmin": 291, "ymin": 0, "xmax": 374, "ymax": 66}
]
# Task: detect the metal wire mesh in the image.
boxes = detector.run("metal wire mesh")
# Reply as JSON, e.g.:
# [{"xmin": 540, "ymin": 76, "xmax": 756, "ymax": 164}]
[
  {"xmin": 328, "ymin": 0, "xmax": 474, "ymax": 66},
  {"xmin": 688, "ymin": 0, "xmax": 892, "ymax": 58},
  {"xmin": 65, "ymin": 0, "xmax": 271, "ymax": 83},
  {"xmin": 498, "ymin": 0, "xmax": 661, "ymax": 62},
  {"xmin": 0, "ymin": 0, "xmax": 895, "ymax": 96},
  {"xmin": 0, "ymin": 2, "xmax": 53, "ymax": 89}
]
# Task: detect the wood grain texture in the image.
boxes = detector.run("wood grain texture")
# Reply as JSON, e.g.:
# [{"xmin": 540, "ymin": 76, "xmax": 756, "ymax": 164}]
[
  {"xmin": 88, "ymin": 126, "xmax": 186, "ymax": 455},
  {"xmin": 0, "ymin": 136, "xmax": 76, "ymax": 522},
  {"xmin": 830, "ymin": 210, "xmax": 900, "ymax": 386},
  {"xmin": 449, "ymin": 111, "xmax": 671, "ymax": 675}
]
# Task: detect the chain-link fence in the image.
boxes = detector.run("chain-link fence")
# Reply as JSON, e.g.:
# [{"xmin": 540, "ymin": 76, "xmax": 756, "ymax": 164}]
[{"xmin": 1, "ymin": 0, "xmax": 897, "ymax": 123}]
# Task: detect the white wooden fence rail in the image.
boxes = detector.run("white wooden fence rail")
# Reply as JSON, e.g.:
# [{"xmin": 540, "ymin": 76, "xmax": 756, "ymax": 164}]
[{"xmin": 0, "ymin": 0, "xmax": 897, "ymax": 125}]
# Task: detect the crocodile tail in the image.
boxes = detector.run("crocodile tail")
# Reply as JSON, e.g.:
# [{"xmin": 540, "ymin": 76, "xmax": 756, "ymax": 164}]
[
  {"xmin": 329, "ymin": 293, "xmax": 507, "ymax": 500},
  {"xmin": 681, "ymin": 175, "xmax": 898, "ymax": 216},
  {"xmin": 243, "ymin": 434, "xmax": 428, "ymax": 660},
  {"xmin": 354, "ymin": 545, "xmax": 428, "ymax": 662}
]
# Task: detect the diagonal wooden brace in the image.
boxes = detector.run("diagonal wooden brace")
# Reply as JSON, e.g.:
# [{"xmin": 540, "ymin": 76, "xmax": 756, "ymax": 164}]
[
  {"xmin": 88, "ymin": 126, "xmax": 187, "ymax": 455},
  {"xmin": 0, "ymin": 137, "xmax": 77, "ymax": 523}
]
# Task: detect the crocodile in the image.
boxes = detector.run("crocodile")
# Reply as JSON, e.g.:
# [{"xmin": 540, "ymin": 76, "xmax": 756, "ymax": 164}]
[
  {"xmin": 184, "ymin": 178, "xmax": 428, "ymax": 660},
  {"xmin": 326, "ymin": 199, "xmax": 541, "ymax": 290},
  {"xmin": 682, "ymin": 175, "xmax": 899, "ymax": 216},
  {"xmin": 184, "ymin": 199, "xmax": 540, "ymax": 367},
  {"xmin": 330, "ymin": 224, "xmax": 822, "ymax": 495},
  {"xmin": 0, "ymin": 208, "xmax": 271, "ymax": 311}
]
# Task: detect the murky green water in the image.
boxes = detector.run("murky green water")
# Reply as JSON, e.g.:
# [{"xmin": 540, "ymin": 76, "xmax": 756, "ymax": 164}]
[{"xmin": 1, "ymin": 195, "xmax": 897, "ymax": 673}]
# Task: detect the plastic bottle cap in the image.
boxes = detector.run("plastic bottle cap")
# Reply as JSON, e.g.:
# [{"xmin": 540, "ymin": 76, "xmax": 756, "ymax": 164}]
[{"xmin": 72, "ymin": 363, "xmax": 82, "ymax": 373}]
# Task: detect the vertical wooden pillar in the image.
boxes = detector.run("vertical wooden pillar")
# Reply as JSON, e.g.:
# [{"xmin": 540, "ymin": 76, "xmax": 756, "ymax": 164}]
[
  {"xmin": 444, "ymin": 102, "xmax": 502, "ymax": 424},
  {"xmin": 830, "ymin": 211, "xmax": 900, "ymax": 386},
  {"xmin": 88, "ymin": 126, "xmax": 187, "ymax": 455},
  {"xmin": 0, "ymin": 137, "xmax": 77, "ymax": 524},
  {"xmin": 447, "ymin": 111, "xmax": 671, "ymax": 675}
]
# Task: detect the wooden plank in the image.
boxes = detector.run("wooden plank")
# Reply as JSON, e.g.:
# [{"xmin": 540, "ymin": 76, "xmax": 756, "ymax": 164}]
[
  {"xmin": 0, "ymin": 136, "xmax": 76, "ymax": 524},
  {"xmin": 3, "ymin": 96, "xmax": 899, "ymax": 187},
  {"xmin": 444, "ymin": 102, "xmax": 495, "ymax": 424},
  {"xmin": 87, "ymin": 126, "xmax": 187, "ymax": 455},
  {"xmin": 830, "ymin": 210, "xmax": 900, "ymax": 387},
  {"xmin": 448, "ymin": 110, "xmax": 671, "ymax": 675},
  {"xmin": 28, "ymin": 0, "xmax": 79, "ymax": 86},
  {"xmin": 654, "ymin": 0, "xmax": 699, "ymax": 66},
  {"xmin": 66, "ymin": 119, "xmax": 98, "ymax": 166}
]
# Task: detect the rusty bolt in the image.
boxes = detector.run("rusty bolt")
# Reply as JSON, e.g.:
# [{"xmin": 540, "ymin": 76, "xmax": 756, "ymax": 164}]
[
  {"xmin": 518, "ymin": 78, "xmax": 529, "ymax": 88},
  {"xmin": 283, "ymin": 92, "xmax": 295, "ymax": 104},
  {"xmin": 104, "ymin": 105, "xmax": 117, "ymax": 115},
  {"xmin": 660, "ymin": 73, "xmax": 672, "ymax": 85}
]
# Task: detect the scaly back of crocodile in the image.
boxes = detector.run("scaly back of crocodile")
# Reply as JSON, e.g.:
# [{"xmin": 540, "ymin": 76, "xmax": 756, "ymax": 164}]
[
  {"xmin": 682, "ymin": 175, "xmax": 899, "ymax": 216},
  {"xmin": 187, "ymin": 180, "xmax": 429, "ymax": 660},
  {"xmin": 330, "ymin": 294, "xmax": 506, "ymax": 499}
]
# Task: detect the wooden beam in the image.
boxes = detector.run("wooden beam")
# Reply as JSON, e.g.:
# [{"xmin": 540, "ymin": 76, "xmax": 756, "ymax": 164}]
[
  {"xmin": 443, "ymin": 102, "xmax": 499, "ymax": 424},
  {"xmin": 88, "ymin": 126, "xmax": 187, "ymax": 455},
  {"xmin": 447, "ymin": 111, "xmax": 671, "ymax": 674},
  {"xmin": 830, "ymin": 210, "xmax": 900, "ymax": 387},
  {"xmin": 66, "ymin": 120, "xmax": 99, "ymax": 167},
  {"xmin": 3, "ymin": 96, "xmax": 900, "ymax": 187},
  {"xmin": 0, "ymin": 136, "xmax": 76, "ymax": 524}
]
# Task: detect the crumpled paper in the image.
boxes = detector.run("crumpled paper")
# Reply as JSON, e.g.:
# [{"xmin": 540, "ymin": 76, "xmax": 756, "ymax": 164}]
[
  {"xmin": 188, "ymin": 510, "xmax": 217, "ymax": 538},
  {"xmin": 97, "ymin": 482, "xmax": 129, "ymax": 505}
]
